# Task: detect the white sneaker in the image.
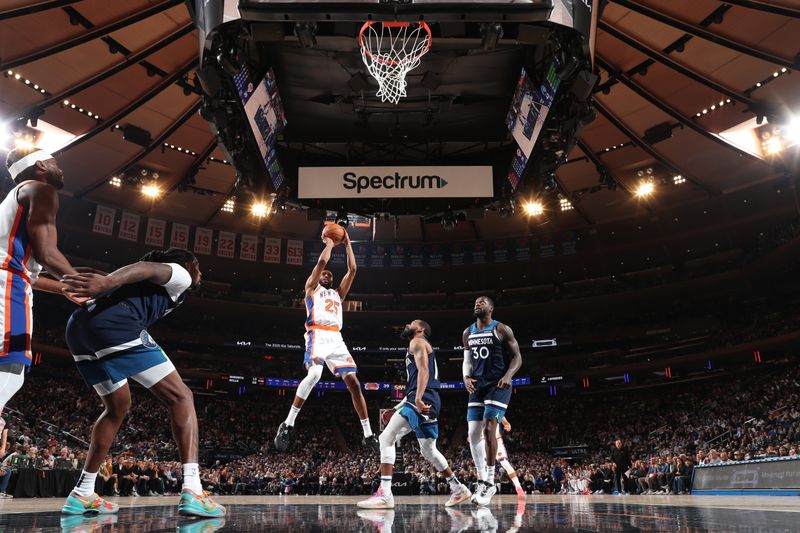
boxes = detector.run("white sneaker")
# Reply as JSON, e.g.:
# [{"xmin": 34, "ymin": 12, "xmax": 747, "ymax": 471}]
[
  {"xmin": 471, "ymin": 507, "xmax": 498, "ymax": 533},
  {"xmin": 445, "ymin": 484, "xmax": 472, "ymax": 507},
  {"xmin": 357, "ymin": 488, "xmax": 395, "ymax": 509},
  {"xmin": 470, "ymin": 482, "xmax": 486, "ymax": 504},
  {"xmin": 474, "ymin": 483, "xmax": 497, "ymax": 506}
]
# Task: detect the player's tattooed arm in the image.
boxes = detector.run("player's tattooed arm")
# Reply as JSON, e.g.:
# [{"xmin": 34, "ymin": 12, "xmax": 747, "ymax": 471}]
[
  {"xmin": 305, "ymin": 237, "xmax": 335, "ymax": 295},
  {"xmin": 497, "ymin": 323, "xmax": 522, "ymax": 389},
  {"xmin": 337, "ymin": 232, "xmax": 357, "ymax": 300},
  {"xmin": 61, "ymin": 262, "xmax": 174, "ymax": 298},
  {"xmin": 462, "ymin": 327, "xmax": 476, "ymax": 393}
]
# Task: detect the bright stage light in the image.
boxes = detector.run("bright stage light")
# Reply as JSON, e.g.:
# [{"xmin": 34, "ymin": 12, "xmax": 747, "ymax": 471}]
[
  {"xmin": 141, "ymin": 184, "xmax": 161, "ymax": 198},
  {"xmin": 523, "ymin": 201, "xmax": 544, "ymax": 216},
  {"xmin": 251, "ymin": 202, "xmax": 269, "ymax": 218},
  {"xmin": 635, "ymin": 181, "xmax": 655, "ymax": 198}
]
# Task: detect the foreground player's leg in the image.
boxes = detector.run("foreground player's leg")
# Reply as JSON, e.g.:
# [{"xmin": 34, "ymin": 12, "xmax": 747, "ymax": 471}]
[
  {"xmin": 343, "ymin": 372, "xmax": 379, "ymax": 453},
  {"xmin": 417, "ymin": 438, "xmax": 471, "ymax": 506},
  {"xmin": 275, "ymin": 364, "xmax": 323, "ymax": 451},
  {"xmin": 150, "ymin": 371, "xmax": 225, "ymax": 518},
  {"xmin": 474, "ymin": 417, "xmax": 500, "ymax": 506},
  {"xmin": 467, "ymin": 419, "xmax": 488, "ymax": 503},
  {"xmin": 500, "ymin": 459, "xmax": 525, "ymax": 497},
  {"xmin": 63, "ymin": 384, "xmax": 130, "ymax": 514},
  {"xmin": 358, "ymin": 413, "xmax": 411, "ymax": 508}
]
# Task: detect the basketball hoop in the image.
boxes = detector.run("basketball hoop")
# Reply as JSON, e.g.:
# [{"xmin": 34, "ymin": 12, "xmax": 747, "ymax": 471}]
[{"xmin": 358, "ymin": 21, "xmax": 432, "ymax": 104}]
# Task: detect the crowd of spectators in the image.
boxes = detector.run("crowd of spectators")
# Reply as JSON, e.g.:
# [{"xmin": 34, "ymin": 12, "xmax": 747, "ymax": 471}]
[{"xmin": 1, "ymin": 361, "xmax": 798, "ymax": 498}]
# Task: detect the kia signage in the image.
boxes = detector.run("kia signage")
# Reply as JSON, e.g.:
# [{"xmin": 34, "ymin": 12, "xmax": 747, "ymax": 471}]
[{"xmin": 298, "ymin": 166, "xmax": 494, "ymax": 198}]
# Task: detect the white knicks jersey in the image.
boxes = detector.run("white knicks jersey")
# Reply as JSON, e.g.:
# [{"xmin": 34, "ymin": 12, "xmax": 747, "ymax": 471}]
[
  {"xmin": 305, "ymin": 285, "xmax": 343, "ymax": 331},
  {"xmin": 0, "ymin": 182, "xmax": 43, "ymax": 282}
]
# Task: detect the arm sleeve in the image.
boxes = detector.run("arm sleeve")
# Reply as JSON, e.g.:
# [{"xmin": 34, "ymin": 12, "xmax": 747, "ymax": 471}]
[
  {"xmin": 161, "ymin": 263, "xmax": 192, "ymax": 301},
  {"xmin": 463, "ymin": 349, "xmax": 473, "ymax": 377}
]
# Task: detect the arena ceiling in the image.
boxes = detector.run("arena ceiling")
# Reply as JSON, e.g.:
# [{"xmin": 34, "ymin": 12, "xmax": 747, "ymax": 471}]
[{"xmin": 0, "ymin": 0, "xmax": 798, "ymax": 243}]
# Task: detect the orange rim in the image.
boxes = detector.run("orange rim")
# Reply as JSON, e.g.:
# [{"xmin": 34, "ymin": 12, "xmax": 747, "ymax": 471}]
[{"xmin": 358, "ymin": 21, "xmax": 432, "ymax": 66}]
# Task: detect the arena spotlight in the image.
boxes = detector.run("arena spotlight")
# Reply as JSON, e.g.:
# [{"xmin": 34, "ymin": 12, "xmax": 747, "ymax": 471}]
[
  {"xmin": 108, "ymin": 176, "xmax": 122, "ymax": 188},
  {"xmin": 673, "ymin": 174, "xmax": 686, "ymax": 185},
  {"xmin": 635, "ymin": 180, "xmax": 655, "ymax": 198},
  {"xmin": 441, "ymin": 212, "xmax": 458, "ymax": 231},
  {"xmin": 221, "ymin": 197, "xmax": 235, "ymax": 213},
  {"xmin": 559, "ymin": 197, "xmax": 573, "ymax": 211},
  {"xmin": 251, "ymin": 201, "xmax": 269, "ymax": 218},
  {"xmin": 523, "ymin": 201, "xmax": 544, "ymax": 217},
  {"xmin": 141, "ymin": 183, "xmax": 161, "ymax": 198}
]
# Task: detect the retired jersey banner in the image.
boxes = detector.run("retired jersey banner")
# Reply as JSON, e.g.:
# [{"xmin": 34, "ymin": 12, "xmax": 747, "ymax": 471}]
[
  {"xmin": 493, "ymin": 239, "xmax": 510, "ymax": 263},
  {"xmin": 450, "ymin": 242, "xmax": 466, "ymax": 266},
  {"xmin": 217, "ymin": 231, "xmax": 236, "ymax": 258},
  {"xmin": 144, "ymin": 218, "xmax": 166, "ymax": 247},
  {"xmin": 427, "ymin": 243, "xmax": 444, "ymax": 267},
  {"xmin": 514, "ymin": 237, "xmax": 532, "ymax": 262},
  {"xmin": 170, "ymin": 223, "xmax": 190, "ymax": 250},
  {"xmin": 353, "ymin": 242, "xmax": 369, "ymax": 269},
  {"xmin": 240, "ymin": 235, "xmax": 258, "ymax": 262},
  {"xmin": 408, "ymin": 244, "xmax": 425, "ymax": 267},
  {"xmin": 298, "ymin": 166, "xmax": 493, "ymax": 199},
  {"xmin": 263, "ymin": 237, "xmax": 281, "ymax": 263},
  {"xmin": 194, "ymin": 227, "xmax": 213, "ymax": 255},
  {"xmin": 561, "ymin": 231, "xmax": 577, "ymax": 256},
  {"xmin": 471, "ymin": 241, "xmax": 487, "ymax": 265},
  {"xmin": 305, "ymin": 241, "xmax": 323, "ymax": 264},
  {"xmin": 388, "ymin": 244, "xmax": 406, "ymax": 268},
  {"xmin": 369, "ymin": 244, "xmax": 387, "ymax": 268},
  {"xmin": 118, "ymin": 212, "xmax": 140, "ymax": 242},
  {"xmin": 92, "ymin": 205, "xmax": 115, "ymax": 236},
  {"xmin": 538, "ymin": 236, "xmax": 555, "ymax": 258},
  {"xmin": 286, "ymin": 240, "xmax": 304, "ymax": 265}
]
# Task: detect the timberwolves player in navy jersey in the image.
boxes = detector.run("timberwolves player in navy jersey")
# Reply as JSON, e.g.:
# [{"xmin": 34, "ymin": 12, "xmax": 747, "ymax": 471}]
[
  {"xmin": 358, "ymin": 320, "xmax": 471, "ymax": 509},
  {"xmin": 463, "ymin": 296, "xmax": 522, "ymax": 506},
  {"xmin": 59, "ymin": 249, "xmax": 224, "ymax": 518}
]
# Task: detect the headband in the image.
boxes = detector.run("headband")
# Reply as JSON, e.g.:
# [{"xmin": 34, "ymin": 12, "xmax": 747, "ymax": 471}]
[{"xmin": 7, "ymin": 150, "xmax": 53, "ymax": 180}]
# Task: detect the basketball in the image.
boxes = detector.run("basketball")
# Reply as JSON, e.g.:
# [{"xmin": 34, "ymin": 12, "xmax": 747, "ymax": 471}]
[{"xmin": 322, "ymin": 223, "xmax": 346, "ymax": 245}]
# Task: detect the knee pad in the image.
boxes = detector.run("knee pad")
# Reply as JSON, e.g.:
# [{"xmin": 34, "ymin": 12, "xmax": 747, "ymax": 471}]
[
  {"xmin": 418, "ymin": 438, "xmax": 448, "ymax": 472},
  {"xmin": 296, "ymin": 365, "xmax": 323, "ymax": 400}
]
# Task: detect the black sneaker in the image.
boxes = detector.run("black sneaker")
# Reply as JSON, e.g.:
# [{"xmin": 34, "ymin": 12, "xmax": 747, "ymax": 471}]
[
  {"xmin": 274, "ymin": 422, "xmax": 293, "ymax": 451},
  {"xmin": 363, "ymin": 434, "xmax": 380, "ymax": 454}
]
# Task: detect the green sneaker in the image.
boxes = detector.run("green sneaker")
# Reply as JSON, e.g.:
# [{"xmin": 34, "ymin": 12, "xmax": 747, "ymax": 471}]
[
  {"xmin": 178, "ymin": 489, "xmax": 226, "ymax": 518},
  {"xmin": 61, "ymin": 492, "xmax": 119, "ymax": 514}
]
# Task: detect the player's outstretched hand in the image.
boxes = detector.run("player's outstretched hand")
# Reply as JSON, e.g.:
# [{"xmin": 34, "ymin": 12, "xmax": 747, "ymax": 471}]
[
  {"xmin": 463, "ymin": 376, "xmax": 477, "ymax": 394},
  {"xmin": 497, "ymin": 375, "xmax": 513, "ymax": 390},
  {"xmin": 415, "ymin": 398, "xmax": 431, "ymax": 415},
  {"xmin": 502, "ymin": 419, "xmax": 512, "ymax": 432},
  {"xmin": 61, "ymin": 272, "xmax": 114, "ymax": 298},
  {"xmin": 63, "ymin": 292, "xmax": 89, "ymax": 306},
  {"xmin": 322, "ymin": 236, "xmax": 335, "ymax": 247}
]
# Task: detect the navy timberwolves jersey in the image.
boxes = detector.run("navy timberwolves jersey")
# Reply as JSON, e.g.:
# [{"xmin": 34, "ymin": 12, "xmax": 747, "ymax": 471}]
[
  {"xmin": 466, "ymin": 320, "xmax": 509, "ymax": 381},
  {"xmin": 83, "ymin": 263, "xmax": 191, "ymax": 330},
  {"xmin": 405, "ymin": 344, "xmax": 440, "ymax": 399}
]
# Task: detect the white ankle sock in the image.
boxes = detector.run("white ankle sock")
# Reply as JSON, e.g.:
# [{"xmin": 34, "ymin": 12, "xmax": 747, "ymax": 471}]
[
  {"xmin": 73, "ymin": 470, "xmax": 97, "ymax": 497},
  {"xmin": 448, "ymin": 473, "xmax": 461, "ymax": 491},
  {"xmin": 360, "ymin": 418, "xmax": 373, "ymax": 438},
  {"xmin": 182, "ymin": 463, "xmax": 203, "ymax": 494},
  {"xmin": 486, "ymin": 465, "xmax": 495, "ymax": 485},
  {"xmin": 380, "ymin": 475, "xmax": 393, "ymax": 496},
  {"xmin": 285, "ymin": 405, "xmax": 301, "ymax": 427}
]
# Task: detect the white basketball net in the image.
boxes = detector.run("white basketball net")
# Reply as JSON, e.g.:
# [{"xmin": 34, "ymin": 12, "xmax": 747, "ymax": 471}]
[{"xmin": 359, "ymin": 22, "xmax": 432, "ymax": 104}]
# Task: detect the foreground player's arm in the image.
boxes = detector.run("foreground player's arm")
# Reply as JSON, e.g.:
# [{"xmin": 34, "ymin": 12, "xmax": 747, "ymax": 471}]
[
  {"xmin": 22, "ymin": 183, "xmax": 78, "ymax": 279},
  {"xmin": 305, "ymin": 238, "xmax": 335, "ymax": 294},
  {"xmin": 502, "ymin": 417, "xmax": 512, "ymax": 432},
  {"xmin": 32, "ymin": 275, "xmax": 87, "ymax": 305},
  {"xmin": 497, "ymin": 323, "xmax": 522, "ymax": 389},
  {"xmin": 411, "ymin": 338, "xmax": 431, "ymax": 415},
  {"xmin": 61, "ymin": 262, "xmax": 174, "ymax": 298},
  {"xmin": 0, "ymin": 427, "xmax": 7, "ymax": 457},
  {"xmin": 337, "ymin": 232, "xmax": 357, "ymax": 300},
  {"xmin": 462, "ymin": 327, "xmax": 476, "ymax": 393}
]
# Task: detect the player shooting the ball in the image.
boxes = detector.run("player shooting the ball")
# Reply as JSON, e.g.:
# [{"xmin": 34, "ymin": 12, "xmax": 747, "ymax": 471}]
[{"xmin": 274, "ymin": 224, "xmax": 379, "ymax": 454}]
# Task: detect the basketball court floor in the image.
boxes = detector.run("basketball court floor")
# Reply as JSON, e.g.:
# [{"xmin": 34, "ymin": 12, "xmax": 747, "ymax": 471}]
[{"xmin": 1, "ymin": 495, "xmax": 799, "ymax": 532}]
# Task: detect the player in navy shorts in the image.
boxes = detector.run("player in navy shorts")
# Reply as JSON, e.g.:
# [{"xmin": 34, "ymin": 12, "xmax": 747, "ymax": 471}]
[
  {"xmin": 462, "ymin": 296, "xmax": 522, "ymax": 506},
  {"xmin": 357, "ymin": 320, "xmax": 471, "ymax": 510},
  {"xmin": 59, "ymin": 248, "xmax": 224, "ymax": 518}
]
